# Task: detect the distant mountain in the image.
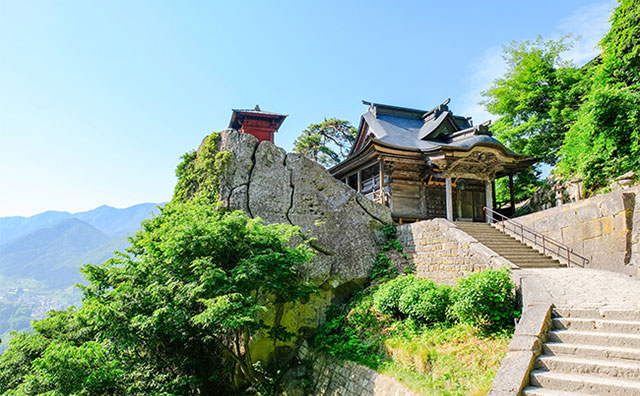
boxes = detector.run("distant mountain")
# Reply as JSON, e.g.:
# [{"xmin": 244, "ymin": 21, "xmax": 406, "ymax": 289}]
[
  {"xmin": 0, "ymin": 202, "xmax": 163, "ymax": 352},
  {"xmin": 0, "ymin": 211, "xmax": 74, "ymax": 246},
  {"xmin": 74, "ymin": 203, "xmax": 161, "ymax": 238},
  {"xmin": 0, "ymin": 219, "xmax": 110, "ymax": 287},
  {"xmin": 0, "ymin": 203, "xmax": 161, "ymax": 246}
]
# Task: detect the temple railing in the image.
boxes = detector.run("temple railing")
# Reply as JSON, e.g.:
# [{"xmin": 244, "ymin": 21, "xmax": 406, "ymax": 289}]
[
  {"xmin": 366, "ymin": 190, "xmax": 390, "ymax": 207},
  {"xmin": 483, "ymin": 206, "xmax": 589, "ymax": 268}
]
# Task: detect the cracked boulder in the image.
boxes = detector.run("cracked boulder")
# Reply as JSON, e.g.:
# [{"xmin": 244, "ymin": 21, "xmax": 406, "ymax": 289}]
[
  {"xmin": 217, "ymin": 129, "xmax": 392, "ymax": 286},
  {"xmin": 211, "ymin": 129, "xmax": 393, "ymax": 363}
]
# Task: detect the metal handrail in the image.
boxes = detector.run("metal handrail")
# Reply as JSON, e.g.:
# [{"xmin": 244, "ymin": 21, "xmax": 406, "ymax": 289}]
[{"xmin": 483, "ymin": 206, "xmax": 589, "ymax": 268}]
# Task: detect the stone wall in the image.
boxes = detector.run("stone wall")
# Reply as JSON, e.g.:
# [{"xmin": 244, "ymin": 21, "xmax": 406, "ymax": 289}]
[
  {"xmin": 396, "ymin": 218, "xmax": 511, "ymax": 285},
  {"xmin": 514, "ymin": 186, "xmax": 640, "ymax": 276},
  {"xmin": 286, "ymin": 343, "xmax": 419, "ymax": 396}
]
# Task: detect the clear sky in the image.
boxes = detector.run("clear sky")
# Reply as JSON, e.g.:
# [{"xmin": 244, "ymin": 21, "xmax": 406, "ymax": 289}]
[{"xmin": 0, "ymin": 0, "xmax": 616, "ymax": 217}]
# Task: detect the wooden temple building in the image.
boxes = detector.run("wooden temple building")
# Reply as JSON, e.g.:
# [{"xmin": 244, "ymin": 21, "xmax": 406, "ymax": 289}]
[
  {"xmin": 329, "ymin": 100, "xmax": 537, "ymax": 223},
  {"xmin": 228, "ymin": 105, "xmax": 287, "ymax": 143}
]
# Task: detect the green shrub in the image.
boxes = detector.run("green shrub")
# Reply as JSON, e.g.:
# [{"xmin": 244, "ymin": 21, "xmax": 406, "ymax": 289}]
[
  {"xmin": 370, "ymin": 253, "xmax": 397, "ymax": 281},
  {"xmin": 372, "ymin": 275, "xmax": 415, "ymax": 315},
  {"xmin": 450, "ymin": 268, "xmax": 518, "ymax": 330},
  {"xmin": 314, "ymin": 295, "xmax": 384, "ymax": 368},
  {"xmin": 382, "ymin": 239, "xmax": 403, "ymax": 252},
  {"xmin": 382, "ymin": 224, "xmax": 397, "ymax": 239},
  {"xmin": 398, "ymin": 279, "xmax": 452, "ymax": 324}
]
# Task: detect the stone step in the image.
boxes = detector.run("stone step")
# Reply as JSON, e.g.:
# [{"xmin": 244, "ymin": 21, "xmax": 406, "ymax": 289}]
[
  {"xmin": 543, "ymin": 342, "xmax": 640, "ymax": 362},
  {"xmin": 469, "ymin": 235, "xmax": 520, "ymax": 240},
  {"xmin": 513, "ymin": 263, "xmax": 564, "ymax": 268},
  {"xmin": 522, "ymin": 386, "xmax": 594, "ymax": 396},
  {"xmin": 548, "ymin": 330, "xmax": 640, "ymax": 349},
  {"xmin": 553, "ymin": 317, "xmax": 640, "ymax": 333},
  {"xmin": 509, "ymin": 262, "xmax": 561, "ymax": 267},
  {"xmin": 529, "ymin": 370, "xmax": 640, "ymax": 395},
  {"xmin": 496, "ymin": 250, "xmax": 552, "ymax": 255},
  {"xmin": 506, "ymin": 259, "xmax": 560, "ymax": 265},
  {"xmin": 536, "ymin": 355, "xmax": 640, "ymax": 378},
  {"xmin": 501, "ymin": 255, "xmax": 557, "ymax": 261},
  {"xmin": 554, "ymin": 308, "xmax": 640, "ymax": 321},
  {"xmin": 477, "ymin": 241, "xmax": 538, "ymax": 247},
  {"xmin": 478, "ymin": 245, "xmax": 539, "ymax": 251}
]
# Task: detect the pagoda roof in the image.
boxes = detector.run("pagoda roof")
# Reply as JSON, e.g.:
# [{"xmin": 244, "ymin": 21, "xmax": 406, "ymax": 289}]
[{"xmin": 228, "ymin": 106, "xmax": 287, "ymax": 130}]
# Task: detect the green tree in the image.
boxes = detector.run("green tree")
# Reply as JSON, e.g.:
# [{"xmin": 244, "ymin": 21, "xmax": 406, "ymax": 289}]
[
  {"xmin": 482, "ymin": 36, "xmax": 586, "ymax": 203},
  {"xmin": 293, "ymin": 118, "xmax": 357, "ymax": 167},
  {"xmin": 0, "ymin": 204, "xmax": 316, "ymax": 395},
  {"xmin": 558, "ymin": 0, "xmax": 640, "ymax": 192},
  {"xmin": 482, "ymin": 36, "xmax": 584, "ymax": 165}
]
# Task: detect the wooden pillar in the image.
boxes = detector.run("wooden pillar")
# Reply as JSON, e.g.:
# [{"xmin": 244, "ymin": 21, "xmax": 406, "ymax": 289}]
[
  {"xmin": 485, "ymin": 180, "xmax": 493, "ymax": 223},
  {"xmin": 492, "ymin": 179, "xmax": 497, "ymax": 209},
  {"xmin": 357, "ymin": 170, "xmax": 362, "ymax": 193},
  {"xmin": 445, "ymin": 177, "xmax": 453, "ymax": 221},
  {"xmin": 379, "ymin": 161, "xmax": 384, "ymax": 205},
  {"xmin": 509, "ymin": 174, "xmax": 515, "ymax": 212}
]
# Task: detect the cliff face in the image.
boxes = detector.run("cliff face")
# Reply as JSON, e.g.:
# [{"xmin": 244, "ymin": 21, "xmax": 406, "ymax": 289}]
[{"xmin": 207, "ymin": 129, "xmax": 392, "ymax": 364}]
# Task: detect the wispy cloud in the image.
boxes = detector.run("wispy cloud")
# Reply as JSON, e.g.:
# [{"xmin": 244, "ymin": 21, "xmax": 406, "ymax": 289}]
[
  {"xmin": 459, "ymin": 0, "xmax": 616, "ymax": 124},
  {"xmin": 458, "ymin": 46, "xmax": 505, "ymax": 125},
  {"xmin": 558, "ymin": 0, "xmax": 616, "ymax": 66}
]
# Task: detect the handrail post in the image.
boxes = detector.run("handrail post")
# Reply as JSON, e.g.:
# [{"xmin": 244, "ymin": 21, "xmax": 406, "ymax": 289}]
[
  {"xmin": 567, "ymin": 246, "xmax": 571, "ymax": 267},
  {"xmin": 542, "ymin": 235, "xmax": 546, "ymax": 256}
]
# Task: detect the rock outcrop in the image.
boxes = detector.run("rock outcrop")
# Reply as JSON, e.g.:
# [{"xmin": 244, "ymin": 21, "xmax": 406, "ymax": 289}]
[{"xmin": 211, "ymin": 129, "xmax": 392, "ymax": 363}]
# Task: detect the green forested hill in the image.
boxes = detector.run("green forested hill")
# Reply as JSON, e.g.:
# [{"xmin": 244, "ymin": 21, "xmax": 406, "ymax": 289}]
[
  {"xmin": 0, "ymin": 203, "xmax": 162, "ymax": 353},
  {"xmin": 0, "ymin": 219, "xmax": 110, "ymax": 287}
]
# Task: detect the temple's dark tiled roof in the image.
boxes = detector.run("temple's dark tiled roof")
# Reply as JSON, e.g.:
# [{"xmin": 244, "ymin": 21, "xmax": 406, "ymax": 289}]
[{"xmin": 351, "ymin": 99, "xmax": 524, "ymax": 157}]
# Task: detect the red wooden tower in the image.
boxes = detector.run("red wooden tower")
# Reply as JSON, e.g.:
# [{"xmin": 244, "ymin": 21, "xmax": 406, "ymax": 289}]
[{"xmin": 228, "ymin": 105, "xmax": 287, "ymax": 143}]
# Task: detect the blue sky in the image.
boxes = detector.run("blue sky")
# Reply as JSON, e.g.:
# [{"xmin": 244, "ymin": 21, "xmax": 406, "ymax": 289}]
[{"xmin": 0, "ymin": 0, "xmax": 616, "ymax": 217}]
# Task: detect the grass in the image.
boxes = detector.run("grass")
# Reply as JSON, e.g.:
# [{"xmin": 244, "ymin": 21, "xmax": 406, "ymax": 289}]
[
  {"xmin": 379, "ymin": 322, "xmax": 510, "ymax": 395},
  {"xmin": 313, "ymin": 271, "xmax": 515, "ymax": 396}
]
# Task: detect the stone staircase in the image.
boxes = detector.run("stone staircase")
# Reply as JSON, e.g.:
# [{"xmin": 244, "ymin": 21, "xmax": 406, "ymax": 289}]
[
  {"xmin": 523, "ymin": 308, "xmax": 640, "ymax": 395},
  {"xmin": 454, "ymin": 222, "xmax": 563, "ymax": 268}
]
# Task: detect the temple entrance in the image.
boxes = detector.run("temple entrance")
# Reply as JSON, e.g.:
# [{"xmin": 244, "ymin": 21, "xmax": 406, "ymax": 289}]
[{"xmin": 455, "ymin": 179, "xmax": 486, "ymax": 222}]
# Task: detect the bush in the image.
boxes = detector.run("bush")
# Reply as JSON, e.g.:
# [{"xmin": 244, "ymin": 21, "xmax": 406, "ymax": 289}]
[
  {"xmin": 370, "ymin": 253, "xmax": 397, "ymax": 281},
  {"xmin": 314, "ymin": 295, "xmax": 385, "ymax": 368},
  {"xmin": 382, "ymin": 224, "xmax": 397, "ymax": 239},
  {"xmin": 450, "ymin": 268, "xmax": 518, "ymax": 330},
  {"xmin": 398, "ymin": 279, "xmax": 452, "ymax": 324},
  {"xmin": 372, "ymin": 275, "xmax": 415, "ymax": 316}
]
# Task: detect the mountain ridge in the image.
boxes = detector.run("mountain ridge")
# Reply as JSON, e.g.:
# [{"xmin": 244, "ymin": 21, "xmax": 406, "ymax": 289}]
[{"xmin": 0, "ymin": 202, "xmax": 163, "ymax": 245}]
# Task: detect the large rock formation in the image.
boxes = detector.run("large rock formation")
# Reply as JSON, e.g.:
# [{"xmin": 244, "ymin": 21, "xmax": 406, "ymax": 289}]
[{"xmin": 212, "ymin": 129, "xmax": 392, "ymax": 363}]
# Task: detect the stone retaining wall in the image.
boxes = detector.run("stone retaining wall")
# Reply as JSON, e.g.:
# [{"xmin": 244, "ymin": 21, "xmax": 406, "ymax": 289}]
[
  {"xmin": 488, "ymin": 272, "xmax": 554, "ymax": 395},
  {"xmin": 514, "ymin": 186, "xmax": 640, "ymax": 276},
  {"xmin": 296, "ymin": 343, "xmax": 419, "ymax": 396},
  {"xmin": 396, "ymin": 218, "xmax": 511, "ymax": 285}
]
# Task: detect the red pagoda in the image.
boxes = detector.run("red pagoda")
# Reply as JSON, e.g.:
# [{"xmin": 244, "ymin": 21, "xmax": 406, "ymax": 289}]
[{"xmin": 228, "ymin": 105, "xmax": 287, "ymax": 143}]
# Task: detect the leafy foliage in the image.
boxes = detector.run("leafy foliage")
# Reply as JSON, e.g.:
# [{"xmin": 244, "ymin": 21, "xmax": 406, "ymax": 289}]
[
  {"xmin": 0, "ymin": 204, "xmax": 316, "ymax": 395},
  {"xmin": 315, "ymin": 270, "xmax": 515, "ymax": 395},
  {"xmin": 397, "ymin": 279, "xmax": 452, "ymax": 324},
  {"xmin": 372, "ymin": 275, "xmax": 415, "ymax": 316},
  {"xmin": 313, "ymin": 297, "xmax": 385, "ymax": 368},
  {"xmin": 293, "ymin": 118, "xmax": 357, "ymax": 167},
  {"xmin": 373, "ymin": 275, "xmax": 452, "ymax": 325},
  {"xmin": 482, "ymin": 36, "xmax": 586, "ymax": 202},
  {"xmin": 173, "ymin": 133, "xmax": 232, "ymax": 204},
  {"xmin": 558, "ymin": 0, "xmax": 640, "ymax": 191},
  {"xmin": 485, "ymin": 1, "xmax": 640, "ymax": 197},
  {"xmin": 382, "ymin": 224, "xmax": 397, "ymax": 239},
  {"xmin": 483, "ymin": 36, "xmax": 585, "ymax": 166},
  {"xmin": 450, "ymin": 268, "xmax": 519, "ymax": 330}
]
